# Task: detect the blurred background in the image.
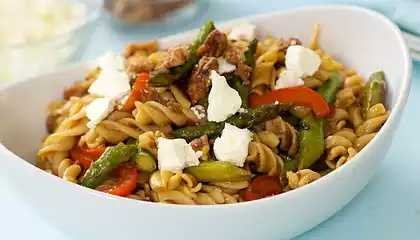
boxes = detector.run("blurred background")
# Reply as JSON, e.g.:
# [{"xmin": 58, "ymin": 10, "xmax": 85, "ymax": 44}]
[{"xmin": 1, "ymin": 0, "xmax": 419, "ymax": 85}]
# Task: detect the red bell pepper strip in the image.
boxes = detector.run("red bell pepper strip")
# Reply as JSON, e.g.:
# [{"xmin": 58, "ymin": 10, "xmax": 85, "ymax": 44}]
[
  {"xmin": 248, "ymin": 86, "xmax": 330, "ymax": 119},
  {"xmin": 121, "ymin": 72, "xmax": 151, "ymax": 112},
  {"xmin": 96, "ymin": 164, "xmax": 138, "ymax": 197},
  {"xmin": 70, "ymin": 147, "xmax": 107, "ymax": 170},
  {"xmin": 245, "ymin": 175, "xmax": 283, "ymax": 201}
]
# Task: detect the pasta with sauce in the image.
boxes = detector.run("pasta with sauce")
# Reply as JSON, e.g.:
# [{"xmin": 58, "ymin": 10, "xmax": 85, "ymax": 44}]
[{"xmin": 36, "ymin": 20, "xmax": 390, "ymax": 205}]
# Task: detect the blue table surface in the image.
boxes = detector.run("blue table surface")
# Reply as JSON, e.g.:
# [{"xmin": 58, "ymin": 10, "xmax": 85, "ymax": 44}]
[{"xmin": 1, "ymin": 1, "xmax": 420, "ymax": 239}]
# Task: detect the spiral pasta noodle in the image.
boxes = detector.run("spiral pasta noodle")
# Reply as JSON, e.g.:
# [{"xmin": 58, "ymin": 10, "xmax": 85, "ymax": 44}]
[
  {"xmin": 169, "ymin": 86, "xmax": 199, "ymax": 123},
  {"xmin": 325, "ymin": 128, "xmax": 358, "ymax": 169},
  {"xmin": 194, "ymin": 185, "xmax": 241, "ymax": 205},
  {"xmin": 325, "ymin": 107, "xmax": 349, "ymax": 136},
  {"xmin": 210, "ymin": 180, "xmax": 249, "ymax": 195},
  {"xmin": 146, "ymin": 169, "xmax": 246, "ymax": 205},
  {"xmin": 247, "ymin": 140, "xmax": 284, "ymax": 176},
  {"xmin": 134, "ymin": 101, "xmax": 195, "ymax": 127},
  {"xmin": 149, "ymin": 170, "xmax": 203, "ymax": 205},
  {"xmin": 137, "ymin": 131, "xmax": 166, "ymax": 156},
  {"xmin": 286, "ymin": 169, "xmax": 321, "ymax": 190},
  {"xmin": 356, "ymin": 104, "xmax": 389, "ymax": 137},
  {"xmin": 78, "ymin": 111, "xmax": 171, "ymax": 146},
  {"xmin": 251, "ymin": 47, "xmax": 279, "ymax": 93},
  {"xmin": 149, "ymin": 170, "xmax": 197, "ymax": 191},
  {"xmin": 37, "ymin": 97, "xmax": 89, "ymax": 175},
  {"xmin": 263, "ymin": 116, "xmax": 299, "ymax": 156},
  {"xmin": 57, "ymin": 158, "xmax": 82, "ymax": 183},
  {"xmin": 334, "ymin": 75, "xmax": 364, "ymax": 109},
  {"xmin": 78, "ymin": 128, "xmax": 106, "ymax": 148}
]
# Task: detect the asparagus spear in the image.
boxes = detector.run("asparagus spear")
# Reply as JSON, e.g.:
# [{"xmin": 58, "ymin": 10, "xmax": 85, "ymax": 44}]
[
  {"xmin": 185, "ymin": 161, "xmax": 253, "ymax": 182},
  {"xmin": 81, "ymin": 145, "xmax": 137, "ymax": 189},
  {"xmin": 172, "ymin": 104, "xmax": 289, "ymax": 141}
]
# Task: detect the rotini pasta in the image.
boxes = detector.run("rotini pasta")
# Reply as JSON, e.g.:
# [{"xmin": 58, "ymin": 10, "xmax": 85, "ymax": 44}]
[
  {"xmin": 325, "ymin": 128, "xmax": 358, "ymax": 169},
  {"xmin": 247, "ymin": 140, "xmax": 284, "ymax": 176},
  {"xmin": 286, "ymin": 169, "xmax": 321, "ymax": 190},
  {"xmin": 264, "ymin": 116, "xmax": 299, "ymax": 156},
  {"xmin": 251, "ymin": 47, "xmax": 279, "ymax": 92},
  {"xmin": 37, "ymin": 97, "xmax": 89, "ymax": 174},
  {"xmin": 57, "ymin": 159, "xmax": 82, "ymax": 183},
  {"xmin": 134, "ymin": 101, "xmax": 191, "ymax": 126}
]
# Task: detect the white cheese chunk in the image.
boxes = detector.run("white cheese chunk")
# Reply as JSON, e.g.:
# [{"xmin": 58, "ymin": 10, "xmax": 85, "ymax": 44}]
[
  {"xmin": 228, "ymin": 22, "xmax": 257, "ymax": 41},
  {"xmin": 96, "ymin": 51, "xmax": 125, "ymax": 71},
  {"xmin": 190, "ymin": 105, "xmax": 206, "ymax": 120},
  {"xmin": 207, "ymin": 70, "xmax": 242, "ymax": 122},
  {"xmin": 285, "ymin": 45, "xmax": 321, "ymax": 78},
  {"xmin": 157, "ymin": 138, "xmax": 200, "ymax": 173},
  {"xmin": 274, "ymin": 69, "xmax": 304, "ymax": 90},
  {"xmin": 217, "ymin": 57, "xmax": 236, "ymax": 75},
  {"xmin": 85, "ymin": 98, "xmax": 115, "ymax": 128},
  {"xmin": 238, "ymin": 107, "xmax": 247, "ymax": 113},
  {"xmin": 213, "ymin": 123, "xmax": 253, "ymax": 167},
  {"xmin": 88, "ymin": 69, "xmax": 131, "ymax": 100}
]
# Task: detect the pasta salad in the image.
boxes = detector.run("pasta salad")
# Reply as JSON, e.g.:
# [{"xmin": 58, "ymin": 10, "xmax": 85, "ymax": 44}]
[{"xmin": 36, "ymin": 20, "xmax": 389, "ymax": 205}]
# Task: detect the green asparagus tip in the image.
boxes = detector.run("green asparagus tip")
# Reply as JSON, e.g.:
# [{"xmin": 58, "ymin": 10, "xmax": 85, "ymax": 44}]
[{"xmin": 371, "ymin": 71, "xmax": 385, "ymax": 80}]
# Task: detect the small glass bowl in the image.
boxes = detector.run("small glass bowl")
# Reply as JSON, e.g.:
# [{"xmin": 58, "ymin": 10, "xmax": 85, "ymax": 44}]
[
  {"xmin": 0, "ymin": 0, "xmax": 103, "ymax": 85},
  {"xmin": 103, "ymin": 0, "xmax": 205, "ymax": 31}
]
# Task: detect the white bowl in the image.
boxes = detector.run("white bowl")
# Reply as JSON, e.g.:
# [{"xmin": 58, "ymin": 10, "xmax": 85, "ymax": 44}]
[{"xmin": 0, "ymin": 5, "xmax": 411, "ymax": 240}]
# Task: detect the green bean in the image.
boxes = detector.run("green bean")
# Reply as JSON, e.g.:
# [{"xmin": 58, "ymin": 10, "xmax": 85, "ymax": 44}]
[
  {"xmin": 172, "ymin": 104, "xmax": 289, "ymax": 141},
  {"xmin": 297, "ymin": 115, "xmax": 325, "ymax": 170},
  {"xmin": 231, "ymin": 77, "xmax": 250, "ymax": 108},
  {"xmin": 281, "ymin": 155, "xmax": 299, "ymax": 173},
  {"xmin": 245, "ymin": 38, "xmax": 258, "ymax": 69},
  {"xmin": 185, "ymin": 161, "xmax": 253, "ymax": 182},
  {"xmin": 296, "ymin": 73, "xmax": 342, "ymax": 169},
  {"xmin": 317, "ymin": 72, "xmax": 342, "ymax": 105},
  {"xmin": 149, "ymin": 20, "xmax": 216, "ymax": 86},
  {"xmin": 282, "ymin": 114, "xmax": 299, "ymax": 126},
  {"xmin": 81, "ymin": 145, "xmax": 137, "ymax": 189},
  {"xmin": 362, "ymin": 71, "xmax": 386, "ymax": 117}
]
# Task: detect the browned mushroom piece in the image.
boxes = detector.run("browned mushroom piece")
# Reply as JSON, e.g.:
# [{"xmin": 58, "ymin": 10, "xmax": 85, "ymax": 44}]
[
  {"xmin": 279, "ymin": 37, "xmax": 302, "ymax": 52},
  {"xmin": 222, "ymin": 43, "xmax": 252, "ymax": 83},
  {"xmin": 235, "ymin": 63, "xmax": 252, "ymax": 84},
  {"xmin": 126, "ymin": 54, "xmax": 155, "ymax": 73},
  {"xmin": 223, "ymin": 44, "xmax": 247, "ymax": 65},
  {"xmin": 162, "ymin": 44, "xmax": 189, "ymax": 69},
  {"xmin": 187, "ymin": 57, "xmax": 219, "ymax": 103},
  {"xmin": 196, "ymin": 29, "xmax": 228, "ymax": 58},
  {"xmin": 189, "ymin": 135, "xmax": 209, "ymax": 152}
]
